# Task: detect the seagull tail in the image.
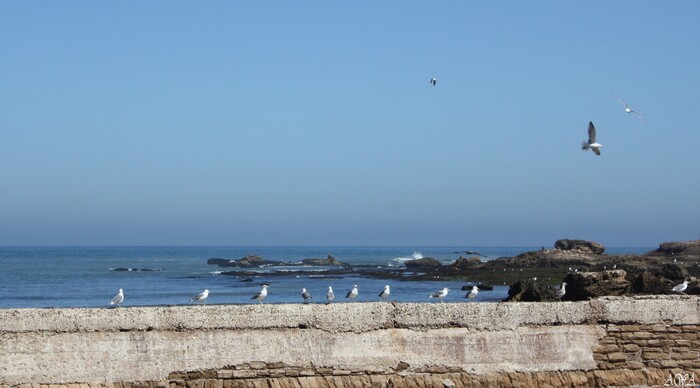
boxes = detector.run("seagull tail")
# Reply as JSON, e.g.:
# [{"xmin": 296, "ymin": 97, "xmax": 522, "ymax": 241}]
[{"xmin": 581, "ymin": 142, "xmax": 589, "ymax": 150}]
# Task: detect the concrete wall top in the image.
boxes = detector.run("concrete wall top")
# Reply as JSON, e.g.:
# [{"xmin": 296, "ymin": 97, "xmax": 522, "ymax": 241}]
[{"xmin": 0, "ymin": 295, "xmax": 697, "ymax": 334}]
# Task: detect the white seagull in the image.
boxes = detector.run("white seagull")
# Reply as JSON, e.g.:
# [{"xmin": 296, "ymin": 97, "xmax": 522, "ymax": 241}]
[
  {"xmin": 346, "ymin": 285, "xmax": 359, "ymax": 302},
  {"xmin": 301, "ymin": 288, "xmax": 313, "ymax": 303},
  {"xmin": 612, "ymin": 95, "xmax": 646, "ymax": 124},
  {"xmin": 110, "ymin": 288, "xmax": 124, "ymax": 307},
  {"xmin": 430, "ymin": 78, "xmax": 437, "ymax": 86},
  {"xmin": 190, "ymin": 289, "xmax": 209, "ymax": 304},
  {"xmin": 465, "ymin": 286, "xmax": 479, "ymax": 302},
  {"xmin": 252, "ymin": 285, "xmax": 268, "ymax": 304},
  {"xmin": 672, "ymin": 280, "xmax": 689, "ymax": 294},
  {"xmin": 326, "ymin": 286, "xmax": 335, "ymax": 304},
  {"xmin": 581, "ymin": 121, "xmax": 602, "ymax": 156},
  {"xmin": 378, "ymin": 285, "xmax": 391, "ymax": 302},
  {"xmin": 429, "ymin": 287, "xmax": 449, "ymax": 303},
  {"xmin": 555, "ymin": 282, "xmax": 567, "ymax": 301}
]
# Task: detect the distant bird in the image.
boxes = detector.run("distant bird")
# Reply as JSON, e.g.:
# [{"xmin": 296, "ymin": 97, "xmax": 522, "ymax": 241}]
[
  {"xmin": 326, "ymin": 286, "xmax": 335, "ymax": 304},
  {"xmin": 301, "ymin": 288, "xmax": 313, "ymax": 303},
  {"xmin": 672, "ymin": 280, "xmax": 689, "ymax": 294},
  {"xmin": 190, "ymin": 289, "xmax": 209, "ymax": 304},
  {"xmin": 453, "ymin": 250, "xmax": 488, "ymax": 257},
  {"xmin": 430, "ymin": 78, "xmax": 437, "ymax": 86},
  {"xmin": 612, "ymin": 95, "xmax": 646, "ymax": 124},
  {"xmin": 555, "ymin": 282, "xmax": 567, "ymax": 301},
  {"xmin": 110, "ymin": 289, "xmax": 124, "ymax": 307},
  {"xmin": 581, "ymin": 121, "xmax": 602, "ymax": 156},
  {"xmin": 429, "ymin": 287, "xmax": 449, "ymax": 303},
  {"xmin": 465, "ymin": 286, "xmax": 479, "ymax": 302},
  {"xmin": 251, "ymin": 285, "xmax": 268, "ymax": 304},
  {"xmin": 378, "ymin": 285, "xmax": 391, "ymax": 302},
  {"xmin": 346, "ymin": 285, "xmax": 359, "ymax": 302}
]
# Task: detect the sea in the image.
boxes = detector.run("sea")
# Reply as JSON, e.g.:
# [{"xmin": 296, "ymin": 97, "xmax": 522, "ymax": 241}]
[{"xmin": 0, "ymin": 246, "xmax": 652, "ymax": 309}]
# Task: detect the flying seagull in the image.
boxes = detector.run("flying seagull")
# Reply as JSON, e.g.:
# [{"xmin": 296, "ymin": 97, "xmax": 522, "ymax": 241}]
[
  {"xmin": 672, "ymin": 280, "xmax": 689, "ymax": 294},
  {"xmin": 555, "ymin": 282, "xmax": 567, "ymax": 301},
  {"xmin": 301, "ymin": 288, "xmax": 313, "ymax": 303},
  {"xmin": 190, "ymin": 289, "xmax": 209, "ymax": 304},
  {"xmin": 378, "ymin": 285, "xmax": 391, "ymax": 302},
  {"xmin": 251, "ymin": 285, "xmax": 268, "ymax": 304},
  {"xmin": 430, "ymin": 78, "xmax": 437, "ymax": 86},
  {"xmin": 346, "ymin": 285, "xmax": 359, "ymax": 302},
  {"xmin": 453, "ymin": 250, "xmax": 488, "ymax": 257},
  {"xmin": 428, "ymin": 287, "xmax": 449, "ymax": 303},
  {"xmin": 465, "ymin": 286, "xmax": 479, "ymax": 302},
  {"xmin": 326, "ymin": 286, "xmax": 335, "ymax": 304},
  {"xmin": 612, "ymin": 95, "xmax": 646, "ymax": 124},
  {"xmin": 581, "ymin": 121, "xmax": 602, "ymax": 156},
  {"xmin": 110, "ymin": 288, "xmax": 124, "ymax": 307}
]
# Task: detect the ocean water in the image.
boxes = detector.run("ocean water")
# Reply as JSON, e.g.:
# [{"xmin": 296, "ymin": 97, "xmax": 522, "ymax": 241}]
[{"xmin": 0, "ymin": 246, "xmax": 652, "ymax": 308}]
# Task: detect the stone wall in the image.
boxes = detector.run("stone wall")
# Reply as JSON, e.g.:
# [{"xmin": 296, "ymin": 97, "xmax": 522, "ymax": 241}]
[{"xmin": 0, "ymin": 296, "xmax": 698, "ymax": 387}]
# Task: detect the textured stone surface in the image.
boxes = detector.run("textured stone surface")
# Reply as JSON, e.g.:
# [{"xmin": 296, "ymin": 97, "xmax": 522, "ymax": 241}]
[{"xmin": 0, "ymin": 296, "xmax": 699, "ymax": 386}]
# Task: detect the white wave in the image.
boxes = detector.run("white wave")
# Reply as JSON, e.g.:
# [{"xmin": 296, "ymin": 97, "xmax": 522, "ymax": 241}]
[
  {"xmin": 210, "ymin": 271, "xmax": 223, "ymax": 275},
  {"xmin": 392, "ymin": 251, "xmax": 423, "ymax": 263}
]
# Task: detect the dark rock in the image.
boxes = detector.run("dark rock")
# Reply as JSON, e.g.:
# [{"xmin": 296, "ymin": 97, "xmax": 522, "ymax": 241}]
[
  {"xmin": 505, "ymin": 279, "xmax": 555, "ymax": 302},
  {"xmin": 450, "ymin": 257, "xmax": 482, "ymax": 271},
  {"xmin": 301, "ymin": 254, "xmax": 348, "ymax": 267},
  {"xmin": 211, "ymin": 255, "xmax": 281, "ymax": 268},
  {"xmin": 646, "ymin": 240, "xmax": 700, "ymax": 256},
  {"xmin": 657, "ymin": 263, "xmax": 690, "ymax": 281},
  {"xmin": 563, "ymin": 270, "xmax": 630, "ymax": 301},
  {"xmin": 554, "ymin": 239, "xmax": 605, "ymax": 254},
  {"xmin": 404, "ymin": 257, "xmax": 442, "ymax": 269},
  {"xmin": 629, "ymin": 272, "xmax": 672, "ymax": 294}
]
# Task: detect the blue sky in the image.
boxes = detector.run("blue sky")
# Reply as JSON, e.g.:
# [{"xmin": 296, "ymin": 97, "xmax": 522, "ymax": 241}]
[{"xmin": 1, "ymin": 2, "xmax": 699, "ymax": 246}]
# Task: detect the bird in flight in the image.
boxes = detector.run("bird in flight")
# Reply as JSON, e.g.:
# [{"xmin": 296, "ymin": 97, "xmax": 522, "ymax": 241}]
[
  {"xmin": 453, "ymin": 250, "xmax": 488, "ymax": 257},
  {"xmin": 430, "ymin": 78, "xmax": 437, "ymax": 86},
  {"xmin": 612, "ymin": 95, "xmax": 646, "ymax": 124},
  {"xmin": 581, "ymin": 121, "xmax": 602, "ymax": 156}
]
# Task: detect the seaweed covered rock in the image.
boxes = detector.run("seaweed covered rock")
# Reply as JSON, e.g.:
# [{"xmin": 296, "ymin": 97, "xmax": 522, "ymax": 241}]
[
  {"xmin": 554, "ymin": 239, "xmax": 605, "ymax": 254},
  {"xmin": 629, "ymin": 272, "xmax": 673, "ymax": 294},
  {"xmin": 562, "ymin": 270, "xmax": 630, "ymax": 301},
  {"xmin": 657, "ymin": 263, "xmax": 690, "ymax": 281},
  {"xmin": 450, "ymin": 257, "xmax": 482, "ymax": 271}
]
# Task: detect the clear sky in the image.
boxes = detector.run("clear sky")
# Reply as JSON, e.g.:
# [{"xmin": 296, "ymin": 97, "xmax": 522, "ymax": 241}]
[{"xmin": 1, "ymin": 2, "xmax": 699, "ymax": 247}]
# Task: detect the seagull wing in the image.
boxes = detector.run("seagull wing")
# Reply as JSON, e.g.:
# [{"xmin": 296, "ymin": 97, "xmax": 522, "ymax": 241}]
[
  {"xmin": 592, "ymin": 147, "xmax": 601, "ymax": 156},
  {"xmin": 612, "ymin": 95, "xmax": 630, "ymax": 110},
  {"xmin": 631, "ymin": 111, "xmax": 647, "ymax": 125},
  {"xmin": 588, "ymin": 121, "xmax": 596, "ymax": 143},
  {"xmin": 111, "ymin": 294, "xmax": 123, "ymax": 304}
]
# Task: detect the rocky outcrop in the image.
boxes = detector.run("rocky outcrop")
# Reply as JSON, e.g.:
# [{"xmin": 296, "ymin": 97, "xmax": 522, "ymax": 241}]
[
  {"xmin": 563, "ymin": 270, "xmax": 630, "ymax": 301},
  {"xmin": 301, "ymin": 254, "xmax": 347, "ymax": 267},
  {"xmin": 554, "ymin": 239, "xmax": 605, "ymax": 254},
  {"xmin": 646, "ymin": 240, "xmax": 700, "ymax": 256},
  {"xmin": 506, "ymin": 279, "xmax": 557, "ymax": 301},
  {"xmin": 208, "ymin": 255, "xmax": 281, "ymax": 268},
  {"xmin": 404, "ymin": 257, "xmax": 442, "ymax": 269}
]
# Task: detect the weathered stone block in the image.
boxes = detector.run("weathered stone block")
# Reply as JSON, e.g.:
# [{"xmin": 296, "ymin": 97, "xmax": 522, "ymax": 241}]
[
  {"xmin": 623, "ymin": 344, "xmax": 640, "ymax": 352},
  {"xmin": 608, "ymin": 353, "xmax": 627, "ymax": 363}
]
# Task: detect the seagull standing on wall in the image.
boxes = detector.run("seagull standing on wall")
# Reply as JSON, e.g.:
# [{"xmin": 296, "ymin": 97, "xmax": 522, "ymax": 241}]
[
  {"xmin": 190, "ymin": 289, "xmax": 209, "ymax": 304},
  {"xmin": 581, "ymin": 121, "xmax": 603, "ymax": 156},
  {"xmin": 346, "ymin": 285, "xmax": 359, "ymax": 302},
  {"xmin": 429, "ymin": 287, "xmax": 449, "ymax": 303},
  {"xmin": 672, "ymin": 280, "xmax": 689, "ymax": 294},
  {"xmin": 555, "ymin": 282, "xmax": 567, "ymax": 301},
  {"xmin": 326, "ymin": 286, "xmax": 335, "ymax": 304},
  {"xmin": 110, "ymin": 289, "xmax": 124, "ymax": 307},
  {"xmin": 301, "ymin": 288, "xmax": 312, "ymax": 303},
  {"xmin": 251, "ymin": 285, "xmax": 268, "ymax": 304},
  {"xmin": 378, "ymin": 285, "xmax": 390, "ymax": 302},
  {"xmin": 612, "ymin": 95, "xmax": 646, "ymax": 124},
  {"xmin": 465, "ymin": 286, "xmax": 479, "ymax": 302}
]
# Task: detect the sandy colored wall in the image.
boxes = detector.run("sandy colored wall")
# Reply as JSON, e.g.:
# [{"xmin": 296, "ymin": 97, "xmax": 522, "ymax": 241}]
[{"xmin": 0, "ymin": 296, "xmax": 698, "ymax": 387}]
